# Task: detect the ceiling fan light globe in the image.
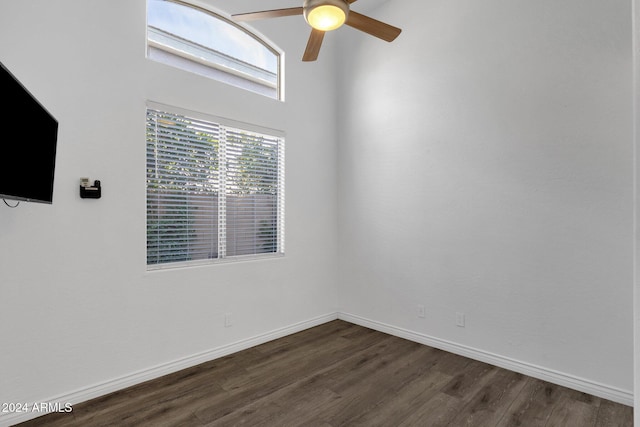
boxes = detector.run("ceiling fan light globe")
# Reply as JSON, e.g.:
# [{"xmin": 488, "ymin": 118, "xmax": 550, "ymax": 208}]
[{"xmin": 304, "ymin": 0, "xmax": 349, "ymax": 31}]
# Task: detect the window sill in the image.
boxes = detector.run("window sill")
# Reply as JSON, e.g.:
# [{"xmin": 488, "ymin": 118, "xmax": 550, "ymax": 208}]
[{"xmin": 146, "ymin": 252, "xmax": 285, "ymax": 272}]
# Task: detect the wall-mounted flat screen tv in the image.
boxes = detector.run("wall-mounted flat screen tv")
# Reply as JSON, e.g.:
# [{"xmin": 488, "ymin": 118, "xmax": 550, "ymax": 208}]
[{"xmin": 0, "ymin": 61, "xmax": 58, "ymax": 204}]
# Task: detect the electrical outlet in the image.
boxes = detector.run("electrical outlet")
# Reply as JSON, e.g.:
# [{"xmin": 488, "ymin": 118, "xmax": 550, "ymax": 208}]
[
  {"xmin": 224, "ymin": 313, "xmax": 233, "ymax": 328},
  {"xmin": 456, "ymin": 312, "xmax": 465, "ymax": 327},
  {"xmin": 417, "ymin": 305, "xmax": 425, "ymax": 318}
]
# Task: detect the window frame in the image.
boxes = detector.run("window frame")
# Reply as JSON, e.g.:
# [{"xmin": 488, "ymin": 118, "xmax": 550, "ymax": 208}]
[
  {"xmin": 146, "ymin": 101, "xmax": 285, "ymax": 271},
  {"xmin": 146, "ymin": 0, "xmax": 285, "ymax": 101}
]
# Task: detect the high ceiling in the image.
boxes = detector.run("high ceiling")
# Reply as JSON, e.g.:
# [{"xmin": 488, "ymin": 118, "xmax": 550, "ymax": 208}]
[{"xmin": 213, "ymin": 0, "xmax": 390, "ymax": 19}]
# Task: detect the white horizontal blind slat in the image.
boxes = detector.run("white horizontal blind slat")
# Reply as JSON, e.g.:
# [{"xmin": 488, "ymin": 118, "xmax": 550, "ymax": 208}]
[
  {"xmin": 146, "ymin": 106, "xmax": 284, "ymax": 268},
  {"xmin": 147, "ymin": 108, "xmax": 220, "ymax": 265},
  {"xmin": 224, "ymin": 125, "xmax": 282, "ymax": 258}
]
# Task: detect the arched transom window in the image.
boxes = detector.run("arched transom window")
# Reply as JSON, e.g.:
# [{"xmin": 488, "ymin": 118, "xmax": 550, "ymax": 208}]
[{"xmin": 147, "ymin": 0, "xmax": 282, "ymax": 100}]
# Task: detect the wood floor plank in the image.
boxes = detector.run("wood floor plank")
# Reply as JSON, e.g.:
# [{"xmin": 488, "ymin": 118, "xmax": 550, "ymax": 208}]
[
  {"xmin": 346, "ymin": 370, "xmax": 453, "ymax": 426},
  {"xmin": 10, "ymin": 411, "xmax": 79, "ymax": 427},
  {"xmin": 248, "ymin": 336, "xmax": 432, "ymax": 426},
  {"xmin": 595, "ymin": 399, "xmax": 634, "ymax": 427},
  {"xmin": 192, "ymin": 324, "xmax": 389, "ymax": 423},
  {"xmin": 322, "ymin": 338, "xmax": 439, "ymax": 425},
  {"xmin": 398, "ymin": 391, "xmax": 465, "ymax": 427},
  {"xmin": 70, "ymin": 360, "xmax": 229, "ymax": 426},
  {"xmin": 429, "ymin": 347, "xmax": 475, "ymax": 376},
  {"xmin": 203, "ymin": 382, "xmax": 341, "ymax": 426},
  {"xmin": 545, "ymin": 392, "xmax": 599, "ymax": 427},
  {"xmin": 440, "ymin": 359, "xmax": 498, "ymax": 399},
  {"xmin": 14, "ymin": 320, "xmax": 633, "ymax": 427},
  {"xmin": 73, "ymin": 379, "xmax": 222, "ymax": 426},
  {"xmin": 252, "ymin": 320, "xmax": 356, "ymax": 356},
  {"xmin": 203, "ymin": 334, "xmax": 412, "ymax": 426},
  {"xmin": 397, "ymin": 360, "xmax": 502, "ymax": 427},
  {"xmin": 447, "ymin": 368, "xmax": 529, "ymax": 427},
  {"xmin": 495, "ymin": 379, "xmax": 564, "ymax": 427}
]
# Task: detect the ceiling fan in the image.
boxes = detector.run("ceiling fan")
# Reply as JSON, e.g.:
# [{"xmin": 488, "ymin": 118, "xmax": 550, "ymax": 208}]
[{"xmin": 232, "ymin": 0, "xmax": 402, "ymax": 62}]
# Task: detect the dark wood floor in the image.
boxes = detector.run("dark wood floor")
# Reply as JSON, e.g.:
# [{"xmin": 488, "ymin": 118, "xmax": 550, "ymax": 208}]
[{"xmin": 16, "ymin": 320, "xmax": 633, "ymax": 427}]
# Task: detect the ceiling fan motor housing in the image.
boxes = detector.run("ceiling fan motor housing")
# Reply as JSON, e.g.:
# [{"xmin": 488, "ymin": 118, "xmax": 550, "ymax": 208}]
[{"xmin": 303, "ymin": 0, "xmax": 350, "ymax": 31}]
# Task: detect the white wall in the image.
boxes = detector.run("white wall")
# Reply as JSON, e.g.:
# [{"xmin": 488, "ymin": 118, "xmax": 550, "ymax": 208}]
[
  {"xmin": 337, "ymin": 0, "xmax": 634, "ymax": 401},
  {"xmin": 0, "ymin": 0, "xmax": 339, "ymax": 419},
  {"xmin": 0, "ymin": 0, "xmax": 636, "ymax": 421}
]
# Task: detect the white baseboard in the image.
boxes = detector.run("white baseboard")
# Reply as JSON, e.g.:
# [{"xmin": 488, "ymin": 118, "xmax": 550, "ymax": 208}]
[
  {"xmin": 2, "ymin": 310, "xmax": 632, "ymax": 427},
  {"xmin": 338, "ymin": 312, "xmax": 634, "ymax": 407},
  {"xmin": 0, "ymin": 312, "xmax": 338, "ymax": 427}
]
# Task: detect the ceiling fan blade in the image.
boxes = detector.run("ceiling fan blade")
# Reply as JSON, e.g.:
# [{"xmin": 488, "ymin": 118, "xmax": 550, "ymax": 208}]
[
  {"xmin": 232, "ymin": 7, "xmax": 303, "ymax": 22},
  {"xmin": 345, "ymin": 11, "xmax": 402, "ymax": 42},
  {"xmin": 302, "ymin": 29, "xmax": 325, "ymax": 62},
  {"xmin": 348, "ymin": 0, "xmax": 358, "ymax": 3}
]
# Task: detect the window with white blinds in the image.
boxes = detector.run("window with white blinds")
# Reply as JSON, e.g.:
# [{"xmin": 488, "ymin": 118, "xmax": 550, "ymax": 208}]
[{"xmin": 146, "ymin": 104, "xmax": 284, "ymax": 269}]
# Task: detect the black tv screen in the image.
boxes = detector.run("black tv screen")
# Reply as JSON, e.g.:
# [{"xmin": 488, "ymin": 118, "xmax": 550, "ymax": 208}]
[{"xmin": 0, "ymin": 61, "xmax": 58, "ymax": 204}]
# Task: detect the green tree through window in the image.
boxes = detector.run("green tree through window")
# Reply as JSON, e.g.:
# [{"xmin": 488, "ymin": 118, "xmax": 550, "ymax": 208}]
[{"xmin": 146, "ymin": 105, "xmax": 284, "ymax": 268}]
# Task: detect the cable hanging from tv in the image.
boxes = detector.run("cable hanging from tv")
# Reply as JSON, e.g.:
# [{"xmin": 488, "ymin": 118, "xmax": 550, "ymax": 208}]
[{"xmin": 3, "ymin": 199, "xmax": 19, "ymax": 208}]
